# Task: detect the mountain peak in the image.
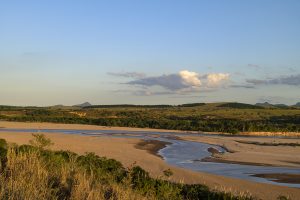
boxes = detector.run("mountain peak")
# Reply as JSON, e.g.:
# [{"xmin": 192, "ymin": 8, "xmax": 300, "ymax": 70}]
[
  {"xmin": 294, "ymin": 102, "xmax": 300, "ymax": 107},
  {"xmin": 255, "ymin": 102, "xmax": 273, "ymax": 107},
  {"xmin": 73, "ymin": 102, "xmax": 92, "ymax": 107}
]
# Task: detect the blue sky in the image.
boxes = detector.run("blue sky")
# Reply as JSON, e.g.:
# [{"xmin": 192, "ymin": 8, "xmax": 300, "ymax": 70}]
[{"xmin": 1, "ymin": 0, "xmax": 300, "ymax": 106}]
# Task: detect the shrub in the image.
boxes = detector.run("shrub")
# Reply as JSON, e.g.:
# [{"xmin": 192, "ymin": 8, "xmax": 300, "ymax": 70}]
[
  {"xmin": 29, "ymin": 133, "xmax": 53, "ymax": 149},
  {"xmin": 0, "ymin": 139, "xmax": 8, "ymax": 149},
  {"xmin": 76, "ymin": 152, "xmax": 127, "ymax": 182},
  {"xmin": 0, "ymin": 138, "xmax": 8, "ymax": 166},
  {"xmin": 163, "ymin": 168, "xmax": 173, "ymax": 177}
]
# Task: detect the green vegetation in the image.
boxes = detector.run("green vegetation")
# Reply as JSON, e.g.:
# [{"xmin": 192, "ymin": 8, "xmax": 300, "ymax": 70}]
[
  {"xmin": 1, "ymin": 102, "xmax": 300, "ymax": 133},
  {"xmin": 29, "ymin": 133, "xmax": 54, "ymax": 149},
  {"xmin": 217, "ymin": 103, "xmax": 262, "ymax": 109},
  {"xmin": 277, "ymin": 195, "xmax": 291, "ymax": 200},
  {"xmin": 163, "ymin": 168, "xmax": 173, "ymax": 178},
  {"xmin": 236, "ymin": 140, "xmax": 300, "ymax": 147},
  {"xmin": 0, "ymin": 135, "xmax": 254, "ymax": 200}
]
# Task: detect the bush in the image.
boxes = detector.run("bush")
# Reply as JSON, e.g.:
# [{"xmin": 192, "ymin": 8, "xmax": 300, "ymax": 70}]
[
  {"xmin": 163, "ymin": 168, "xmax": 173, "ymax": 177},
  {"xmin": 29, "ymin": 133, "xmax": 53, "ymax": 149},
  {"xmin": 77, "ymin": 152, "xmax": 127, "ymax": 182},
  {"xmin": 0, "ymin": 139, "xmax": 8, "ymax": 149}
]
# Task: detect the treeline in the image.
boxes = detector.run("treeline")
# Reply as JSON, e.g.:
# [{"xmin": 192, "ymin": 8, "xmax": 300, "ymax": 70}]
[
  {"xmin": 0, "ymin": 105, "xmax": 41, "ymax": 111},
  {"xmin": 1, "ymin": 113, "xmax": 300, "ymax": 133},
  {"xmin": 217, "ymin": 103, "xmax": 263, "ymax": 109},
  {"xmin": 84, "ymin": 103, "xmax": 206, "ymax": 109},
  {"xmin": 85, "ymin": 104, "xmax": 173, "ymax": 109}
]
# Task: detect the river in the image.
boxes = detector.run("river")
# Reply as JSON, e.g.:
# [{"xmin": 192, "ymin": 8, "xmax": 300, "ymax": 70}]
[{"xmin": 0, "ymin": 128, "xmax": 299, "ymax": 188}]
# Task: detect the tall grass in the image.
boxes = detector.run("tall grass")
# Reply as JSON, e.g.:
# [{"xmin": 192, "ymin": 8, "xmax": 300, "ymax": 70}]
[
  {"xmin": 0, "ymin": 148, "xmax": 145, "ymax": 200},
  {"xmin": 0, "ymin": 135, "xmax": 254, "ymax": 200}
]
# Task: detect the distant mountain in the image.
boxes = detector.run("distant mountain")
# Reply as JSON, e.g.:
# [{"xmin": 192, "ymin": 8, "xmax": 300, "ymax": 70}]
[
  {"xmin": 49, "ymin": 104, "xmax": 78, "ymax": 110},
  {"xmin": 255, "ymin": 102, "xmax": 290, "ymax": 109},
  {"xmin": 73, "ymin": 102, "xmax": 92, "ymax": 108},
  {"xmin": 255, "ymin": 102, "xmax": 275, "ymax": 108},
  {"xmin": 293, "ymin": 102, "xmax": 300, "ymax": 107}
]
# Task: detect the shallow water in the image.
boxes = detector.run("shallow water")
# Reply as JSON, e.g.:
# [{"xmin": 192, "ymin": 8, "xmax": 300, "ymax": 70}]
[{"xmin": 1, "ymin": 128, "xmax": 300, "ymax": 188}]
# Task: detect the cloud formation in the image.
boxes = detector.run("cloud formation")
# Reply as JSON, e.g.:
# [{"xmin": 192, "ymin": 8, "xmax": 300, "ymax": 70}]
[
  {"xmin": 230, "ymin": 84, "xmax": 255, "ymax": 89},
  {"xmin": 127, "ymin": 70, "xmax": 230, "ymax": 93},
  {"xmin": 107, "ymin": 72, "xmax": 146, "ymax": 79},
  {"xmin": 206, "ymin": 73, "xmax": 230, "ymax": 87},
  {"xmin": 246, "ymin": 74, "xmax": 300, "ymax": 86},
  {"xmin": 247, "ymin": 64, "xmax": 261, "ymax": 70},
  {"xmin": 179, "ymin": 70, "xmax": 202, "ymax": 87}
]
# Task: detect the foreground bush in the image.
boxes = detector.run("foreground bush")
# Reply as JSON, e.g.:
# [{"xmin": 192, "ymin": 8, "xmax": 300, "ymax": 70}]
[{"xmin": 0, "ymin": 136, "xmax": 254, "ymax": 200}]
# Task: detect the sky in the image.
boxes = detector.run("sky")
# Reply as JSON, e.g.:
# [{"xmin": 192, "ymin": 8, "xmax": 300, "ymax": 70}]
[{"xmin": 1, "ymin": 0, "xmax": 300, "ymax": 106}]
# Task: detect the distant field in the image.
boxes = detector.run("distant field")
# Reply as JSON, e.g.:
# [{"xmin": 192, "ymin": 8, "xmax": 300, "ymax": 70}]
[{"xmin": 1, "ymin": 103, "xmax": 300, "ymax": 133}]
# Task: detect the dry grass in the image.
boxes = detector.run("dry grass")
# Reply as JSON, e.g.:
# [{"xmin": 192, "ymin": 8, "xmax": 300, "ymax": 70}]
[{"xmin": 0, "ymin": 148, "xmax": 147, "ymax": 200}]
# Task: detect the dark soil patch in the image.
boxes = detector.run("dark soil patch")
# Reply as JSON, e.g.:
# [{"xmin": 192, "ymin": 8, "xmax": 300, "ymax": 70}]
[
  {"xmin": 134, "ymin": 140, "xmax": 171, "ymax": 159},
  {"xmin": 251, "ymin": 173, "xmax": 300, "ymax": 184}
]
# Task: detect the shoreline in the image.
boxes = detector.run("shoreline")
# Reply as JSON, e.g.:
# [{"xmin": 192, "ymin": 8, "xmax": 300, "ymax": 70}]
[
  {"xmin": 251, "ymin": 173, "xmax": 300, "ymax": 184},
  {"xmin": 1, "ymin": 121, "xmax": 300, "ymax": 137},
  {"xmin": 134, "ymin": 140, "xmax": 171, "ymax": 159},
  {"xmin": 202, "ymin": 147, "xmax": 285, "ymax": 167},
  {"xmin": 201, "ymin": 156, "xmax": 278, "ymax": 167}
]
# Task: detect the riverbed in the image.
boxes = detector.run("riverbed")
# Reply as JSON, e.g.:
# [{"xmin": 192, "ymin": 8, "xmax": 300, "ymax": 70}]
[{"xmin": 0, "ymin": 128, "xmax": 299, "ymax": 188}]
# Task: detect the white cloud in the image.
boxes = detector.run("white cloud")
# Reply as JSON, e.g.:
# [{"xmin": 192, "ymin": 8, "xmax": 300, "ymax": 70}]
[
  {"xmin": 206, "ymin": 73, "xmax": 230, "ymax": 87},
  {"xmin": 179, "ymin": 70, "xmax": 202, "ymax": 87},
  {"xmin": 125, "ymin": 70, "xmax": 230, "ymax": 95}
]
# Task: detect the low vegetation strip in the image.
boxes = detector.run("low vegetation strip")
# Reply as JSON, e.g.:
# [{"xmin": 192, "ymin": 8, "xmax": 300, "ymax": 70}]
[
  {"xmin": 1, "ymin": 102, "xmax": 300, "ymax": 134},
  {"xmin": 0, "ymin": 134, "xmax": 254, "ymax": 200},
  {"xmin": 235, "ymin": 140, "xmax": 300, "ymax": 147}
]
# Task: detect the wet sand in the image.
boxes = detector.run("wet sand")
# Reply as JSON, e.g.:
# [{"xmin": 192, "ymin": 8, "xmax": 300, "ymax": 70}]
[
  {"xmin": 252, "ymin": 173, "xmax": 300, "ymax": 184},
  {"xmin": 202, "ymin": 147, "xmax": 278, "ymax": 166},
  {"xmin": 134, "ymin": 140, "xmax": 171, "ymax": 158},
  {"xmin": 201, "ymin": 156, "xmax": 277, "ymax": 167},
  {"xmin": 180, "ymin": 135, "xmax": 300, "ymax": 168}
]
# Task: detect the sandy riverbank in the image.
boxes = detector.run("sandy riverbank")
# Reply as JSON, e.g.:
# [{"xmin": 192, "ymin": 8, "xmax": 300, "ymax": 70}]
[
  {"xmin": 180, "ymin": 135, "xmax": 300, "ymax": 168},
  {"xmin": 1, "ymin": 121, "xmax": 300, "ymax": 137},
  {"xmin": 0, "ymin": 121, "xmax": 186, "ymax": 133},
  {"xmin": 1, "ymin": 121, "xmax": 300, "ymax": 168},
  {"xmin": 134, "ymin": 140, "xmax": 171, "ymax": 159},
  {"xmin": 0, "ymin": 130, "xmax": 299, "ymax": 199}
]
